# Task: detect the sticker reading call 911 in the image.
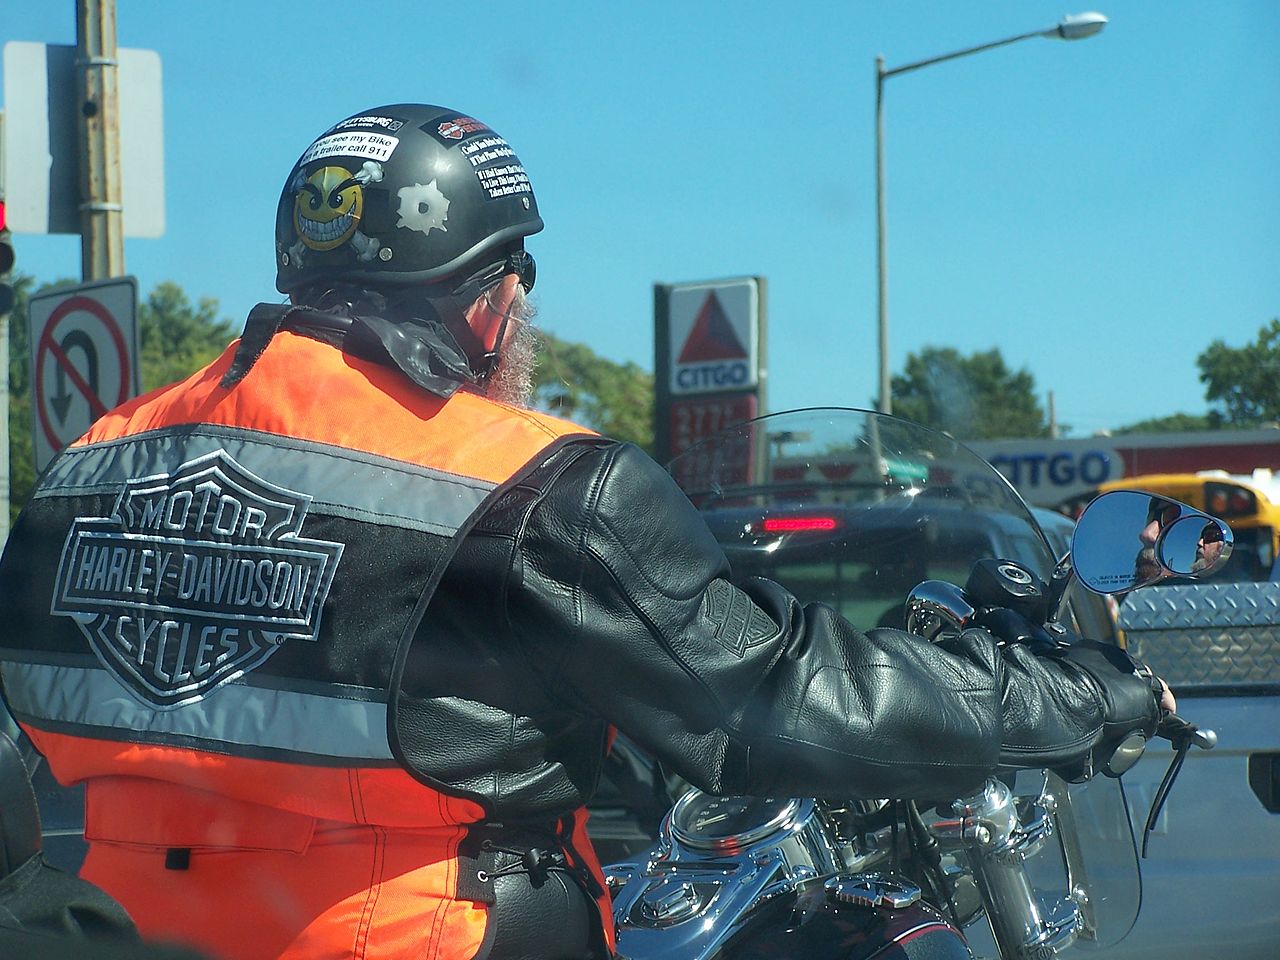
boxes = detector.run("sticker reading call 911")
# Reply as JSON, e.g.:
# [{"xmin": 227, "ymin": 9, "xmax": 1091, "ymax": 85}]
[
  {"xmin": 51, "ymin": 450, "xmax": 344, "ymax": 710},
  {"xmin": 300, "ymin": 130, "xmax": 399, "ymax": 165}
]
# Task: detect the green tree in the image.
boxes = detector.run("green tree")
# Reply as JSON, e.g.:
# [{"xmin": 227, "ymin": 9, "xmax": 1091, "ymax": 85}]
[
  {"xmin": 1198, "ymin": 319, "xmax": 1280, "ymax": 427},
  {"xmin": 139, "ymin": 281, "xmax": 237, "ymax": 392},
  {"xmin": 7, "ymin": 277, "xmax": 236, "ymax": 523},
  {"xmin": 7, "ymin": 274, "xmax": 40, "ymax": 528},
  {"xmin": 889, "ymin": 346, "xmax": 1050, "ymax": 440},
  {"xmin": 1113, "ymin": 411, "xmax": 1222, "ymax": 434},
  {"xmin": 534, "ymin": 332, "xmax": 654, "ymax": 452}
]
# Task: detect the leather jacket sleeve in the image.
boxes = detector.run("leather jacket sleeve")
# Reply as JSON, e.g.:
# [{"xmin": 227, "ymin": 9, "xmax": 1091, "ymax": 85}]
[{"xmin": 509, "ymin": 440, "xmax": 1160, "ymax": 801}]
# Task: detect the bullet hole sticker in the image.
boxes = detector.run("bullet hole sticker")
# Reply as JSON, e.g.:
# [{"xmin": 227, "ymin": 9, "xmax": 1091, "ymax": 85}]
[{"xmin": 51, "ymin": 450, "xmax": 344, "ymax": 709}]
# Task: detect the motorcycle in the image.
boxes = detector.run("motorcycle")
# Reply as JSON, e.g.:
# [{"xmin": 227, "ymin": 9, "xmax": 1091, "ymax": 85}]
[{"xmin": 602, "ymin": 408, "xmax": 1226, "ymax": 960}]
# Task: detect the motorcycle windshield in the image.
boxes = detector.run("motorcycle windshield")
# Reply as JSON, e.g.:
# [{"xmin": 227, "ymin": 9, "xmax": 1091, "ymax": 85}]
[
  {"xmin": 668, "ymin": 408, "xmax": 1141, "ymax": 949},
  {"xmin": 1030, "ymin": 772, "xmax": 1144, "ymax": 951},
  {"xmin": 668, "ymin": 407, "xmax": 1055, "ymax": 620}
]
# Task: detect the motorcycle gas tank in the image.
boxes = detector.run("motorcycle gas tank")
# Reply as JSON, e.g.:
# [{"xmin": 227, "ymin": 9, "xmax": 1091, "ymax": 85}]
[{"xmin": 710, "ymin": 883, "xmax": 973, "ymax": 960}]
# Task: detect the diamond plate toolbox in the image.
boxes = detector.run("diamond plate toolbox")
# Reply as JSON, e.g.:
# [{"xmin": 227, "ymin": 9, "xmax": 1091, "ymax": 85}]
[{"xmin": 1117, "ymin": 582, "xmax": 1280, "ymax": 688}]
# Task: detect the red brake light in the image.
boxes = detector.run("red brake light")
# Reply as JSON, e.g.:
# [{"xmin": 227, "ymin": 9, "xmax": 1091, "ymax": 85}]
[
  {"xmin": 762, "ymin": 516, "xmax": 839, "ymax": 532},
  {"xmin": 0, "ymin": 201, "xmax": 7, "ymax": 232}
]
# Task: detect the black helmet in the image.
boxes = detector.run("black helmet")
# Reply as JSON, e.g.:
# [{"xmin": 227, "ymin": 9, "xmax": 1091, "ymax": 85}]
[{"xmin": 275, "ymin": 104, "xmax": 543, "ymax": 295}]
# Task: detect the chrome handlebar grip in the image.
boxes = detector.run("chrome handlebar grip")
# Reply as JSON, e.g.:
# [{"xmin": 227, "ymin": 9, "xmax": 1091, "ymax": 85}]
[{"xmin": 904, "ymin": 580, "xmax": 976, "ymax": 640}]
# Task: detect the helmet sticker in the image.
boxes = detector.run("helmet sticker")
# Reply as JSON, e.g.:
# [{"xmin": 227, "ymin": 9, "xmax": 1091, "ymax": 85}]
[
  {"xmin": 434, "ymin": 116, "xmax": 490, "ymax": 141},
  {"xmin": 396, "ymin": 180, "xmax": 450, "ymax": 236},
  {"xmin": 292, "ymin": 160, "xmax": 384, "ymax": 255},
  {"xmin": 422, "ymin": 117, "xmax": 534, "ymax": 203},
  {"xmin": 461, "ymin": 136, "xmax": 515, "ymax": 166},
  {"xmin": 461, "ymin": 136, "xmax": 532, "ymax": 199},
  {"xmin": 476, "ymin": 160, "xmax": 531, "ymax": 200},
  {"xmin": 300, "ymin": 130, "xmax": 399, "ymax": 166},
  {"xmin": 328, "ymin": 114, "xmax": 405, "ymax": 133}
]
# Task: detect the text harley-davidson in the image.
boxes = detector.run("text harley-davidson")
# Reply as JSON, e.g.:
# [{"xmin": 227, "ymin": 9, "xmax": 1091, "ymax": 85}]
[{"xmin": 605, "ymin": 409, "xmax": 1223, "ymax": 960}]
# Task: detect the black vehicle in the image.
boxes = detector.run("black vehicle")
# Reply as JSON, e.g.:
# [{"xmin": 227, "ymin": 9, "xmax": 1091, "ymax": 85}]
[{"xmin": 601, "ymin": 408, "xmax": 1225, "ymax": 960}]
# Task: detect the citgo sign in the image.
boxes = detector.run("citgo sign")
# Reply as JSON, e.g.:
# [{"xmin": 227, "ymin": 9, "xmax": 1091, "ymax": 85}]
[
  {"xmin": 984, "ymin": 449, "xmax": 1117, "ymax": 490},
  {"xmin": 667, "ymin": 279, "xmax": 759, "ymax": 396},
  {"xmin": 654, "ymin": 276, "xmax": 765, "ymax": 467}
]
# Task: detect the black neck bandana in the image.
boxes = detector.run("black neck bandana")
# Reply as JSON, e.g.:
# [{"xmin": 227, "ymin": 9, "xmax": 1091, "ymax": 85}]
[{"xmin": 220, "ymin": 300, "xmax": 483, "ymax": 398}]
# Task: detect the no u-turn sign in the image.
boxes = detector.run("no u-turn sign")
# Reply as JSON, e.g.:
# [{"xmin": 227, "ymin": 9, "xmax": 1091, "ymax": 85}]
[{"xmin": 29, "ymin": 277, "xmax": 140, "ymax": 472}]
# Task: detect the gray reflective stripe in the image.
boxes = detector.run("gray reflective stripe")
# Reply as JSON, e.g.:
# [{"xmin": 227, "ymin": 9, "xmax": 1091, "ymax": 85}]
[
  {"xmin": 36, "ymin": 425, "xmax": 495, "ymax": 536},
  {"xmin": 2, "ymin": 661, "xmax": 393, "ymax": 761}
]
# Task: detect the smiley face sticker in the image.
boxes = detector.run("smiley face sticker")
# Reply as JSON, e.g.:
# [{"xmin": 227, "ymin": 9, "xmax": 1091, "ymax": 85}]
[
  {"xmin": 293, "ymin": 166, "xmax": 365, "ymax": 251},
  {"xmin": 291, "ymin": 160, "xmax": 385, "ymax": 252}
]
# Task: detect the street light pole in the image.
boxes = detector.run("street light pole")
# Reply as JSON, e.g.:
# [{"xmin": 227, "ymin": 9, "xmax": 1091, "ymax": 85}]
[
  {"xmin": 875, "ymin": 55, "xmax": 890, "ymax": 414},
  {"xmin": 873, "ymin": 12, "xmax": 1107, "ymax": 415}
]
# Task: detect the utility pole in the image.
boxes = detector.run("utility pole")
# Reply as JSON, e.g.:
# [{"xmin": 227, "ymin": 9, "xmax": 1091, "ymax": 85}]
[{"xmin": 77, "ymin": 0, "xmax": 124, "ymax": 280}]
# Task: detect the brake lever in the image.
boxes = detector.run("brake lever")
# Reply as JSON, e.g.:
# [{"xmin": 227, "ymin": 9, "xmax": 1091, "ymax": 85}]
[
  {"xmin": 1142, "ymin": 711, "xmax": 1217, "ymax": 858},
  {"xmin": 1158, "ymin": 711, "xmax": 1217, "ymax": 751}
]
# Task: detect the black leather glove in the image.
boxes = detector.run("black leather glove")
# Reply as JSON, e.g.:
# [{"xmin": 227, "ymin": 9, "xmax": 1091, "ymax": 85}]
[{"xmin": 1049, "ymin": 639, "xmax": 1164, "ymax": 781}]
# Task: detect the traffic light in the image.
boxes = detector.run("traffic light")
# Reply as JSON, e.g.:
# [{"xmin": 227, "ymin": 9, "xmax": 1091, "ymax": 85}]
[{"xmin": 0, "ymin": 198, "xmax": 13, "ymax": 316}]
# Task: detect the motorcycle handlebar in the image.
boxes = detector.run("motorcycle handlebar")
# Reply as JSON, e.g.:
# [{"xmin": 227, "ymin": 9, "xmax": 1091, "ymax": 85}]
[{"xmin": 1158, "ymin": 711, "xmax": 1217, "ymax": 751}]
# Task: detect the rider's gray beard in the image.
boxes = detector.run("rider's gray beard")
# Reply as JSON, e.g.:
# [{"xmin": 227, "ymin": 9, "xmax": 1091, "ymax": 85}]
[
  {"xmin": 1134, "ymin": 545, "xmax": 1161, "ymax": 582},
  {"xmin": 486, "ymin": 293, "xmax": 539, "ymax": 409}
]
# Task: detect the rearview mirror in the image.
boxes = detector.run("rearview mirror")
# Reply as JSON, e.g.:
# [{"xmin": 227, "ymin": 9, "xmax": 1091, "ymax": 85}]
[
  {"xmin": 1071, "ymin": 490, "xmax": 1233, "ymax": 595},
  {"xmin": 1158, "ymin": 515, "xmax": 1233, "ymax": 577}
]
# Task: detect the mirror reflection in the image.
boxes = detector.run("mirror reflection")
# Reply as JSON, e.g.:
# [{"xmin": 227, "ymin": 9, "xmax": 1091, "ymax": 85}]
[
  {"xmin": 1159, "ymin": 515, "xmax": 1232, "ymax": 577},
  {"xmin": 1072, "ymin": 490, "xmax": 1232, "ymax": 595}
]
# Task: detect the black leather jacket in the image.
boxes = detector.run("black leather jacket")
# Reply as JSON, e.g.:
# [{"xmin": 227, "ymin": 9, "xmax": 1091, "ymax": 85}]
[{"xmin": 404, "ymin": 436, "xmax": 1160, "ymax": 819}]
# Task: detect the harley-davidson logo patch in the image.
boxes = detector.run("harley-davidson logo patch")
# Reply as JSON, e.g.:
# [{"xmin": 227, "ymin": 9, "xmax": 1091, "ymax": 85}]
[{"xmin": 51, "ymin": 450, "xmax": 344, "ymax": 709}]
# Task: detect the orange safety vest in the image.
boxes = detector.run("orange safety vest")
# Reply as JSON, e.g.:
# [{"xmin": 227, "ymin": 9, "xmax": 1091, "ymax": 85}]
[{"xmin": 0, "ymin": 329, "xmax": 611, "ymax": 960}]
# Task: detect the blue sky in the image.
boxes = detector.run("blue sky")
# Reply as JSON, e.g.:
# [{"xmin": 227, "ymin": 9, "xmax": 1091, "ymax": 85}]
[{"xmin": 3, "ymin": 0, "xmax": 1276, "ymax": 437}]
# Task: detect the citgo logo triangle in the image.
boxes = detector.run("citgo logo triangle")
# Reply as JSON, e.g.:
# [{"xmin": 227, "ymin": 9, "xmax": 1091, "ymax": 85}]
[{"xmin": 678, "ymin": 292, "xmax": 747, "ymax": 363}]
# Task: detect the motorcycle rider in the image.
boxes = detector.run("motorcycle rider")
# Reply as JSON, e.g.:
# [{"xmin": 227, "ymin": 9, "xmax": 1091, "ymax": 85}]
[
  {"xmin": 0, "ymin": 103, "xmax": 1172, "ymax": 960},
  {"xmin": 1135, "ymin": 498, "xmax": 1181, "ymax": 582}
]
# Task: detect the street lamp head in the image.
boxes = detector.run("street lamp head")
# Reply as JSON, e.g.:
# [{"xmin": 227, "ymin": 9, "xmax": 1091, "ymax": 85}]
[{"xmin": 1048, "ymin": 12, "xmax": 1109, "ymax": 40}]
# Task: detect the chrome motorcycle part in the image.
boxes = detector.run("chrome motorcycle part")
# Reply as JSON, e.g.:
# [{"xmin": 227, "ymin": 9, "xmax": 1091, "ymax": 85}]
[
  {"xmin": 1103, "ymin": 731, "xmax": 1149, "ymax": 777},
  {"xmin": 934, "ymin": 778, "xmax": 1080, "ymax": 959},
  {"xmin": 952, "ymin": 780, "xmax": 1054, "ymax": 863},
  {"xmin": 824, "ymin": 872, "xmax": 921, "ymax": 909},
  {"xmin": 636, "ymin": 877, "xmax": 719, "ymax": 925},
  {"xmin": 904, "ymin": 580, "xmax": 974, "ymax": 640},
  {"xmin": 1158, "ymin": 514, "xmax": 1233, "ymax": 576},
  {"xmin": 1072, "ymin": 490, "xmax": 1232, "ymax": 595},
  {"xmin": 608, "ymin": 794, "xmax": 859, "ymax": 960},
  {"xmin": 669, "ymin": 792, "xmax": 802, "ymax": 851}
]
